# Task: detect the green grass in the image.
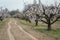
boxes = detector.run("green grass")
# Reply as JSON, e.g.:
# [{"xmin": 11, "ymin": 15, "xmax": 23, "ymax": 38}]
[
  {"xmin": 19, "ymin": 19, "xmax": 35, "ymax": 27},
  {"xmin": 0, "ymin": 18, "xmax": 9, "ymax": 27},
  {"xmin": 34, "ymin": 26, "xmax": 60, "ymax": 38},
  {"xmin": 34, "ymin": 21, "xmax": 60, "ymax": 38},
  {"xmin": 17, "ymin": 19, "xmax": 60, "ymax": 39}
]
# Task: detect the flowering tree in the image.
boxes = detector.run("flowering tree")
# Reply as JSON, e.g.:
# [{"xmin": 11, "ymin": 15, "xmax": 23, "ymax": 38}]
[{"xmin": 41, "ymin": 5, "xmax": 60, "ymax": 30}]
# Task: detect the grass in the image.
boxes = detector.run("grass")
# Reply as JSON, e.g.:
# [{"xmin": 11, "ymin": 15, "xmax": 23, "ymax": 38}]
[
  {"xmin": 0, "ymin": 18, "xmax": 9, "ymax": 28},
  {"xmin": 18, "ymin": 19, "xmax": 35, "ymax": 27},
  {"xmin": 17, "ymin": 19, "xmax": 60, "ymax": 39},
  {"xmin": 34, "ymin": 26, "xmax": 60, "ymax": 38}
]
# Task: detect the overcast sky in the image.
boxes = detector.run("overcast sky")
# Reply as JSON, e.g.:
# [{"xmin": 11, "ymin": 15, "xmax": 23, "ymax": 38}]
[{"xmin": 0, "ymin": 0, "xmax": 59, "ymax": 11}]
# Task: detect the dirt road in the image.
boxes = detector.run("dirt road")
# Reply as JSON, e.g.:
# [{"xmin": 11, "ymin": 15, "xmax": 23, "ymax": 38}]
[
  {"xmin": 0, "ymin": 18, "xmax": 56, "ymax": 40},
  {"xmin": 7, "ymin": 19, "xmax": 56, "ymax": 40},
  {"xmin": 7, "ymin": 19, "xmax": 38, "ymax": 40}
]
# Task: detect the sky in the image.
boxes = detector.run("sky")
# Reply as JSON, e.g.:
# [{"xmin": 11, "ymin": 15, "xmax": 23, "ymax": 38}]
[{"xmin": 0, "ymin": 0, "xmax": 59, "ymax": 11}]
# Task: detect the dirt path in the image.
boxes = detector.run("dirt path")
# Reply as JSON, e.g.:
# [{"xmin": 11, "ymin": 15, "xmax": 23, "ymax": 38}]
[
  {"xmin": 7, "ymin": 19, "xmax": 38, "ymax": 40},
  {"xmin": 0, "ymin": 19, "xmax": 9, "ymax": 40},
  {"xmin": 7, "ymin": 20, "xmax": 15, "ymax": 40},
  {"xmin": 7, "ymin": 18, "xmax": 57, "ymax": 40},
  {"xmin": 15, "ymin": 21, "xmax": 38, "ymax": 40},
  {"xmin": 16, "ymin": 19, "xmax": 56, "ymax": 40},
  {"xmin": 0, "ymin": 18, "xmax": 57, "ymax": 40}
]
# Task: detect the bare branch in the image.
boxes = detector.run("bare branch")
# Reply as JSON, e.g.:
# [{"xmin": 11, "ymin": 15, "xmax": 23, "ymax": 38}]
[
  {"xmin": 41, "ymin": 20, "xmax": 48, "ymax": 24},
  {"xmin": 51, "ymin": 17, "xmax": 59, "ymax": 25}
]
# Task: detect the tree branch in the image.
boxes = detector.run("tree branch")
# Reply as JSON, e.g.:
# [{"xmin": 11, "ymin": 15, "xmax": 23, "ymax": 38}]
[
  {"xmin": 41, "ymin": 20, "xmax": 48, "ymax": 24},
  {"xmin": 51, "ymin": 17, "xmax": 59, "ymax": 25}
]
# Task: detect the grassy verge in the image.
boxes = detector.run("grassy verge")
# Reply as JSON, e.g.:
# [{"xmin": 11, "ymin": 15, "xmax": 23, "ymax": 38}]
[
  {"xmin": 17, "ymin": 18, "xmax": 60, "ymax": 39},
  {"xmin": 18, "ymin": 19, "xmax": 35, "ymax": 27},
  {"xmin": 34, "ymin": 26, "xmax": 60, "ymax": 38},
  {"xmin": 0, "ymin": 18, "xmax": 9, "ymax": 28}
]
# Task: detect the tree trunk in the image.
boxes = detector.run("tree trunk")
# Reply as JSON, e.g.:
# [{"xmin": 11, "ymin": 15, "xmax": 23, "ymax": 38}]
[
  {"xmin": 35, "ymin": 14, "xmax": 39, "ymax": 26},
  {"xmin": 35, "ymin": 20, "xmax": 38, "ymax": 26},
  {"xmin": 47, "ymin": 19, "xmax": 51, "ymax": 31},
  {"xmin": 47, "ymin": 24, "xmax": 51, "ymax": 31}
]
